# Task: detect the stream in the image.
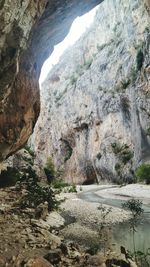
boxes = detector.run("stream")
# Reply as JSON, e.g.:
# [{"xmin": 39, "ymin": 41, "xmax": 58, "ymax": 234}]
[{"xmin": 78, "ymin": 186, "xmax": 150, "ymax": 254}]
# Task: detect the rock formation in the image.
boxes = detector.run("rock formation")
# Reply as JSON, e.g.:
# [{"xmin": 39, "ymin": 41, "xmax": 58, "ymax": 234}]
[
  {"xmin": 0, "ymin": 0, "xmax": 101, "ymax": 160},
  {"xmin": 33, "ymin": 0, "xmax": 150, "ymax": 184}
]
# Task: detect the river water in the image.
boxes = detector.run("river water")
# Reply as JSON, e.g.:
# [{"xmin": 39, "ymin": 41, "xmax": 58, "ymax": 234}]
[{"xmin": 79, "ymin": 187, "xmax": 150, "ymax": 255}]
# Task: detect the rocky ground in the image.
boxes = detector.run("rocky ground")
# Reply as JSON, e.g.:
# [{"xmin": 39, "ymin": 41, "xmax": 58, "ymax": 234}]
[
  {"xmin": 0, "ymin": 184, "xmax": 138, "ymax": 267},
  {"xmin": 59, "ymin": 189, "xmax": 130, "ymax": 248}
]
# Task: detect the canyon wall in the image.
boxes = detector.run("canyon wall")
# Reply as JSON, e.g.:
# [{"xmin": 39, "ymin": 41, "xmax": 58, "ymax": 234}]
[
  {"xmin": 0, "ymin": 0, "xmax": 101, "ymax": 160},
  {"xmin": 33, "ymin": 0, "xmax": 150, "ymax": 184}
]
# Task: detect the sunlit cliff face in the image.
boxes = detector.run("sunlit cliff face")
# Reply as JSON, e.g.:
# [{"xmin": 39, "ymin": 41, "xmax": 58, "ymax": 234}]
[{"xmin": 39, "ymin": 5, "xmax": 99, "ymax": 85}]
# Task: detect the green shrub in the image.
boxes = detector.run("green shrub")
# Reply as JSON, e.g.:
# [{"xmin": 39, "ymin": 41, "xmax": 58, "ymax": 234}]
[
  {"xmin": 146, "ymin": 127, "xmax": 150, "ymax": 136},
  {"xmin": 111, "ymin": 142, "xmax": 133, "ymax": 165},
  {"xmin": 20, "ymin": 182, "xmax": 58, "ymax": 211},
  {"xmin": 111, "ymin": 142, "xmax": 122, "ymax": 154},
  {"xmin": 135, "ymin": 164, "xmax": 150, "ymax": 184},
  {"xmin": 68, "ymin": 184, "xmax": 77, "ymax": 193},
  {"xmin": 51, "ymin": 179, "xmax": 77, "ymax": 193},
  {"xmin": 121, "ymin": 150, "xmax": 133, "ymax": 164},
  {"xmin": 51, "ymin": 179, "xmax": 69, "ymax": 189},
  {"xmin": 0, "ymin": 167, "xmax": 20, "ymax": 188},
  {"xmin": 122, "ymin": 198, "xmax": 144, "ymax": 260},
  {"xmin": 44, "ymin": 157, "xmax": 56, "ymax": 182},
  {"xmin": 17, "ymin": 167, "xmax": 59, "ymax": 211}
]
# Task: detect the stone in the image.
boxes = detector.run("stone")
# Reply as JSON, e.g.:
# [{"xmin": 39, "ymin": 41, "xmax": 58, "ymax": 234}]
[
  {"xmin": 0, "ymin": 0, "xmax": 102, "ymax": 160},
  {"xmin": 32, "ymin": 0, "xmax": 150, "ymax": 184},
  {"xmin": 26, "ymin": 257, "xmax": 53, "ymax": 267},
  {"xmin": 35, "ymin": 202, "xmax": 48, "ymax": 219},
  {"xmin": 0, "ymin": 257, "xmax": 5, "ymax": 267},
  {"xmin": 44, "ymin": 249, "xmax": 61, "ymax": 264}
]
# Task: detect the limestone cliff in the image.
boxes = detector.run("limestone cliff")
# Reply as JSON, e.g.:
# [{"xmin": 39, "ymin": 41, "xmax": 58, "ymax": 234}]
[
  {"xmin": 33, "ymin": 0, "xmax": 150, "ymax": 184},
  {"xmin": 0, "ymin": 0, "xmax": 101, "ymax": 160}
]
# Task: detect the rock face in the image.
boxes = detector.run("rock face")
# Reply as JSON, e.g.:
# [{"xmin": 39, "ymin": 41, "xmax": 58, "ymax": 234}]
[
  {"xmin": 0, "ymin": 0, "xmax": 46, "ymax": 160},
  {"xmin": 33, "ymin": 0, "xmax": 150, "ymax": 184},
  {"xmin": 0, "ymin": 0, "xmax": 101, "ymax": 160}
]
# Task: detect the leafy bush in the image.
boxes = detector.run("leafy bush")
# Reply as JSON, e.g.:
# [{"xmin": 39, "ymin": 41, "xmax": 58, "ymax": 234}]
[
  {"xmin": 111, "ymin": 142, "xmax": 133, "ymax": 165},
  {"xmin": 51, "ymin": 179, "xmax": 77, "ymax": 193},
  {"xmin": 17, "ymin": 167, "xmax": 59, "ymax": 211},
  {"xmin": 111, "ymin": 142, "xmax": 123, "ymax": 154},
  {"xmin": 121, "ymin": 150, "xmax": 133, "ymax": 164},
  {"xmin": 20, "ymin": 182, "xmax": 58, "ymax": 211},
  {"xmin": 0, "ymin": 167, "xmax": 20, "ymax": 188},
  {"xmin": 52, "ymin": 179, "xmax": 69, "ymax": 189},
  {"xmin": 122, "ymin": 199, "xmax": 144, "ymax": 218},
  {"xmin": 44, "ymin": 157, "xmax": 56, "ymax": 182},
  {"xmin": 135, "ymin": 164, "xmax": 150, "ymax": 184},
  {"xmin": 146, "ymin": 127, "xmax": 150, "ymax": 136},
  {"xmin": 122, "ymin": 198, "xmax": 144, "ymax": 260},
  {"xmin": 68, "ymin": 184, "xmax": 77, "ymax": 193}
]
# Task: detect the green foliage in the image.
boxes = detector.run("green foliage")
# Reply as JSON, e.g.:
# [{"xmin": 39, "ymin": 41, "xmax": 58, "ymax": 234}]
[
  {"xmin": 111, "ymin": 142, "xmax": 133, "ymax": 165},
  {"xmin": 20, "ymin": 182, "xmax": 58, "ymax": 211},
  {"xmin": 122, "ymin": 199, "xmax": 144, "ymax": 219},
  {"xmin": 135, "ymin": 164, "xmax": 150, "ymax": 184},
  {"xmin": 146, "ymin": 127, "xmax": 150, "ymax": 136},
  {"xmin": 122, "ymin": 198, "xmax": 144, "ymax": 262},
  {"xmin": 135, "ymin": 249, "xmax": 150, "ymax": 267},
  {"xmin": 111, "ymin": 142, "xmax": 123, "ymax": 154},
  {"xmin": 51, "ymin": 179, "xmax": 69, "ymax": 189},
  {"xmin": 68, "ymin": 184, "xmax": 77, "ymax": 193},
  {"xmin": 97, "ymin": 205, "xmax": 112, "ymax": 256},
  {"xmin": 121, "ymin": 149, "xmax": 133, "ymax": 164},
  {"xmin": 17, "ymin": 167, "xmax": 59, "ymax": 211},
  {"xmin": 136, "ymin": 49, "xmax": 144, "ymax": 71},
  {"xmin": 51, "ymin": 178, "xmax": 77, "ymax": 193},
  {"xmin": 44, "ymin": 157, "xmax": 56, "ymax": 182},
  {"xmin": 0, "ymin": 167, "xmax": 20, "ymax": 188}
]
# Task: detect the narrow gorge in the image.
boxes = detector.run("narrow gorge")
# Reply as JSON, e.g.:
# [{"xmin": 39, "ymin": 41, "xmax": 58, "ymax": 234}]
[
  {"xmin": 33, "ymin": 0, "xmax": 150, "ymax": 185},
  {"xmin": 0, "ymin": 0, "xmax": 150, "ymax": 267}
]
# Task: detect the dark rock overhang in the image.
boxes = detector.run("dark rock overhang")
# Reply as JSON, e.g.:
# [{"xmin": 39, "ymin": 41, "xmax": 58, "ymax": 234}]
[{"xmin": 0, "ymin": 0, "xmax": 103, "ymax": 160}]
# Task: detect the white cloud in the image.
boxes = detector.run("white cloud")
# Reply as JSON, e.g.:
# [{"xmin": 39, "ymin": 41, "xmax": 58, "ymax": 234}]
[{"xmin": 39, "ymin": 6, "xmax": 98, "ymax": 85}]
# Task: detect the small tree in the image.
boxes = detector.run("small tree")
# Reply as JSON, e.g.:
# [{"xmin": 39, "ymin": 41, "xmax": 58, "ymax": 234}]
[
  {"xmin": 98, "ymin": 205, "xmax": 112, "ymax": 256},
  {"xmin": 44, "ymin": 157, "xmax": 56, "ymax": 183},
  {"xmin": 135, "ymin": 164, "xmax": 150, "ymax": 184},
  {"xmin": 122, "ymin": 199, "xmax": 144, "ymax": 261}
]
